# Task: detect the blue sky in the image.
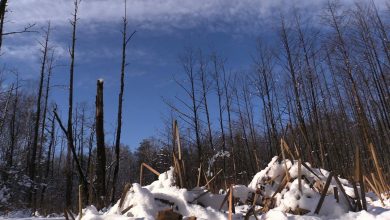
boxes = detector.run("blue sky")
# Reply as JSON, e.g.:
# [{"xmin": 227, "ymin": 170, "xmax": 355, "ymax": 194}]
[{"xmin": 1, "ymin": 0, "xmax": 386, "ymax": 149}]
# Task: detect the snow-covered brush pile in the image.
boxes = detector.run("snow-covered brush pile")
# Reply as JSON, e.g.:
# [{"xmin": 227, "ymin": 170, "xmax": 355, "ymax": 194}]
[
  {"xmin": 78, "ymin": 157, "xmax": 390, "ymax": 220},
  {"xmin": 247, "ymin": 157, "xmax": 389, "ymax": 218}
]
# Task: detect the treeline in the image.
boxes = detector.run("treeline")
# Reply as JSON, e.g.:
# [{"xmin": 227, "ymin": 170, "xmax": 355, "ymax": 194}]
[
  {"xmin": 0, "ymin": 0, "xmax": 145, "ymax": 214},
  {"xmin": 163, "ymin": 1, "xmax": 390, "ymax": 189},
  {"xmin": 0, "ymin": 0, "xmax": 389, "ymax": 216}
]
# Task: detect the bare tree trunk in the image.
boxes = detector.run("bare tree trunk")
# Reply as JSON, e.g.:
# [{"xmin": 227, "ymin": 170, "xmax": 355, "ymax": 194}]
[
  {"xmin": 0, "ymin": 0, "xmax": 7, "ymax": 52},
  {"xmin": 234, "ymin": 85, "xmax": 255, "ymax": 177},
  {"xmin": 198, "ymin": 51, "xmax": 214, "ymax": 152},
  {"xmin": 29, "ymin": 22, "xmax": 50, "ymax": 209},
  {"xmin": 279, "ymin": 16, "xmax": 312, "ymax": 163},
  {"xmin": 223, "ymin": 69, "xmax": 236, "ymax": 180},
  {"xmin": 212, "ymin": 54, "xmax": 227, "ymax": 175},
  {"xmin": 95, "ymin": 79, "xmax": 106, "ymax": 210},
  {"xmin": 38, "ymin": 51, "xmax": 54, "ymax": 209},
  {"xmin": 111, "ymin": 2, "xmax": 135, "ymax": 203},
  {"xmin": 7, "ymin": 75, "xmax": 18, "ymax": 170}
]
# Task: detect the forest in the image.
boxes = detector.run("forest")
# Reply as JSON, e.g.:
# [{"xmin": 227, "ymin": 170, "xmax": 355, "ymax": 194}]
[{"xmin": 0, "ymin": 0, "xmax": 389, "ymax": 219}]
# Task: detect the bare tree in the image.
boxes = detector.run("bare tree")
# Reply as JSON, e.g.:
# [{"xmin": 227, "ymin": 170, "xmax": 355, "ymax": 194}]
[
  {"xmin": 111, "ymin": 0, "xmax": 136, "ymax": 204},
  {"xmin": 29, "ymin": 22, "xmax": 51, "ymax": 209}
]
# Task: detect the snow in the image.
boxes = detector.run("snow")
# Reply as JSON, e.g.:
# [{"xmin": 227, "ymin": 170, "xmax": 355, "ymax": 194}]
[
  {"xmin": 76, "ymin": 158, "xmax": 390, "ymax": 219},
  {"xmin": 207, "ymin": 150, "xmax": 230, "ymax": 176},
  {"xmin": 0, "ymin": 186, "xmax": 10, "ymax": 204},
  {"xmin": 1, "ymin": 157, "xmax": 389, "ymax": 219}
]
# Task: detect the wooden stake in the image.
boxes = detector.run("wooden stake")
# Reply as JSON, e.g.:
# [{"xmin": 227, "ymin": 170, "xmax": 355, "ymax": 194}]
[
  {"xmin": 280, "ymin": 139, "xmax": 290, "ymax": 180},
  {"xmin": 139, "ymin": 164, "xmax": 143, "ymax": 186},
  {"xmin": 271, "ymin": 173, "xmax": 288, "ymax": 198},
  {"xmin": 119, "ymin": 183, "xmax": 131, "ymax": 209},
  {"xmin": 140, "ymin": 163, "xmax": 160, "ymax": 186},
  {"xmin": 298, "ymin": 159, "xmax": 302, "ymax": 193},
  {"xmin": 333, "ymin": 187, "xmax": 339, "ymax": 203},
  {"xmin": 64, "ymin": 209, "xmax": 69, "ymax": 220},
  {"xmin": 121, "ymin": 205, "xmax": 133, "ymax": 215},
  {"xmin": 67, "ymin": 209, "xmax": 76, "ymax": 220},
  {"xmin": 228, "ymin": 185, "xmax": 233, "ymax": 220},
  {"xmin": 314, "ymin": 171, "xmax": 333, "ymax": 214},
  {"xmin": 351, "ymin": 180, "xmax": 362, "ymax": 211},
  {"xmin": 355, "ymin": 146, "xmax": 367, "ymax": 211},
  {"xmin": 368, "ymin": 143, "xmax": 387, "ymax": 193},
  {"xmin": 219, "ymin": 188, "xmax": 230, "ymax": 211},
  {"xmin": 79, "ymin": 185, "xmax": 83, "ymax": 219},
  {"xmin": 364, "ymin": 175, "xmax": 384, "ymax": 206},
  {"xmin": 142, "ymin": 163, "xmax": 160, "ymax": 176},
  {"xmin": 204, "ymin": 169, "xmax": 223, "ymax": 187},
  {"xmin": 334, "ymin": 175, "xmax": 353, "ymax": 211}
]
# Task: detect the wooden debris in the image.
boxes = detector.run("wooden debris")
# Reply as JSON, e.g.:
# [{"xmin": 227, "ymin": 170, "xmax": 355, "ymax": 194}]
[
  {"xmin": 219, "ymin": 188, "xmax": 231, "ymax": 211},
  {"xmin": 355, "ymin": 146, "xmax": 367, "ymax": 211},
  {"xmin": 271, "ymin": 173, "xmax": 289, "ymax": 198},
  {"xmin": 368, "ymin": 143, "xmax": 387, "ymax": 194},
  {"xmin": 228, "ymin": 185, "xmax": 234, "ymax": 220},
  {"xmin": 173, "ymin": 120, "xmax": 187, "ymax": 188},
  {"xmin": 66, "ymin": 209, "xmax": 76, "ymax": 220},
  {"xmin": 280, "ymin": 139, "xmax": 291, "ymax": 180},
  {"xmin": 351, "ymin": 180, "xmax": 362, "ymax": 211},
  {"xmin": 260, "ymin": 197, "xmax": 276, "ymax": 213},
  {"xmin": 119, "ymin": 183, "xmax": 131, "ymax": 209},
  {"xmin": 364, "ymin": 175, "xmax": 384, "ymax": 206},
  {"xmin": 121, "ymin": 205, "xmax": 133, "ymax": 215},
  {"xmin": 78, "ymin": 185, "xmax": 83, "ymax": 220},
  {"xmin": 204, "ymin": 169, "xmax": 223, "ymax": 188},
  {"xmin": 140, "ymin": 163, "xmax": 160, "ymax": 186},
  {"xmin": 334, "ymin": 187, "xmax": 339, "ymax": 203},
  {"xmin": 298, "ymin": 159, "xmax": 302, "ymax": 193},
  {"xmin": 333, "ymin": 175, "xmax": 353, "ymax": 211},
  {"xmin": 289, "ymin": 207, "xmax": 310, "ymax": 215},
  {"xmin": 156, "ymin": 208, "xmax": 183, "ymax": 220},
  {"xmin": 64, "ymin": 209, "xmax": 69, "ymax": 220},
  {"xmin": 314, "ymin": 171, "xmax": 333, "ymax": 214}
]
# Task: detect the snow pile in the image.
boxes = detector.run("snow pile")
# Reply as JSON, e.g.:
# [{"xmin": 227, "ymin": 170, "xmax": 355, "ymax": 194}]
[
  {"xmin": 81, "ymin": 168, "xmax": 228, "ymax": 220},
  {"xmin": 78, "ymin": 157, "xmax": 390, "ymax": 220},
  {"xmin": 248, "ymin": 156, "xmax": 390, "ymax": 219},
  {"xmin": 0, "ymin": 186, "xmax": 10, "ymax": 204}
]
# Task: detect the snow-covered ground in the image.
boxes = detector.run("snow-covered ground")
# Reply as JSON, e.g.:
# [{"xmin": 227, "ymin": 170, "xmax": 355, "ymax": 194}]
[{"xmin": 1, "ymin": 157, "xmax": 389, "ymax": 219}]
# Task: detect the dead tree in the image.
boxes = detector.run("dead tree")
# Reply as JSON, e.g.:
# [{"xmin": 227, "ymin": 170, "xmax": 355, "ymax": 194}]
[
  {"xmin": 279, "ymin": 15, "xmax": 312, "ymax": 163},
  {"xmin": 95, "ymin": 79, "xmax": 106, "ymax": 210},
  {"xmin": 5, "ymin": 74, "xmax": 18, "ymax": 179},
  {"xmin": 111, "ymin": 0, "xmax": 136, "ymax": 203},
  {"xmin": 211, "ymin": 53, "xmax": 227, "ymax": 172},
  {"xmin": 53, "ymin": 0, "xmax": 89, "ymax": 209},
  {"xmin": 38, "ymin": 51, "xmax": 55, "ymax": 208},
  {"xmin": 0, "ymin": 0, "xmax": 7, "ymax": 51},
  {"xmin": 198, "ymin": 50, "xmax": 214, "ymax": 152},
  {"xmin": 29, "ymin": 22, "xmax": 51, "ymax": 208},
  {"xmin": 222, "ymin": 69, "xmax": 236, "ymax": 179}
]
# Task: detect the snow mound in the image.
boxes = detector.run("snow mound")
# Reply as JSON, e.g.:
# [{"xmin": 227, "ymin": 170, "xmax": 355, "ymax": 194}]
[
  {"xmin": 81, "ymin": 167, "xmax": 228, "ymax": 220},
  {"xmin": 78, "ymin": 158, "xmax": 390, "ymax": 220}
]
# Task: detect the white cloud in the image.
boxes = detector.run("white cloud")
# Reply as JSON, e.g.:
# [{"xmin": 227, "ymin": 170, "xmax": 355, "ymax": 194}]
[{"xmin": 6, "ymin": 0, "xmax": 388, "ymax": 33}]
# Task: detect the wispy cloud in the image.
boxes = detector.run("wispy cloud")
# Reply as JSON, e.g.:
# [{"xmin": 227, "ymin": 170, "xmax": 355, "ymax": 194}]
[{"xmin": 7, "ymin": 0, "xmax": 388, "ymax": 33}]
